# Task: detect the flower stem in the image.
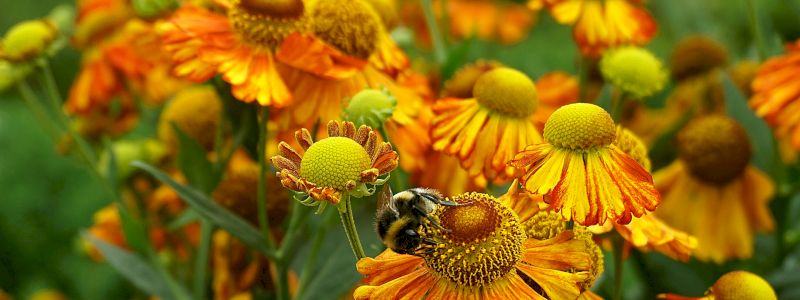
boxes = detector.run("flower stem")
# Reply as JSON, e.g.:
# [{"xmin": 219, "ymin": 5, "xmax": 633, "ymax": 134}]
[
  {"xmin": 276, "ymin": 261, "xmax": 291, "ymax": 300},
  {"xmin": 339, "ymin": 193, "xmax": 367, "ymax": 260},
  {"xmin": 295, "ymin": 223, "xmax": 328, "ymax": 300},
  {"xmin": 578, "ymin": 56, "xmax": 592, "ymax": 102},
  {"xmin": 192, "ymin": 219, "xmax": 213, "ymax": 299},
  {"xmin": 421, "ymin": 0, "xmax": 447, "ymax": 65},
  {"xmin": 612, "ymin": 235, "xmax": 625, "ymax": 300},
  {"xmin": 15, "ymin": 81, "xmax": 60, "ymax": 141},
  {"xmin": 256, "ymin": 106, "xmax": 277, "ymax": 249},
  {"xmin": 746, "ymin": 0, "xmax": 767, "ymax": 61}
]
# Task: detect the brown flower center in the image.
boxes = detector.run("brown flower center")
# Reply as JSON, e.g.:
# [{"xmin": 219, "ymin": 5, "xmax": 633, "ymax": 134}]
[
  {"xmin": 677, "ymin": 115, "xmax": 751, "ymax": 185},
  {"xmin": 420, "ymin": 193, "xmax": 526, "ymax": 287},
  {"xmin": 229, "ymin": 0, "xmax": 308, "ymax": 49}
]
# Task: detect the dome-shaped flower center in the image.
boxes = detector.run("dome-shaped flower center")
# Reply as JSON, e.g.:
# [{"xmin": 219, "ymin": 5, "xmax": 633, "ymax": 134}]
[
  {"xmin": 299, "ymin": 137, "xmax": 372, "ymax": 190},
  {"xmin": 670, "ymin": 36, "xmax": 728, "ymax": 81},
  {"xmin": 443, "ymin": 60, "xmax": 501, "ymax": 98},
  {"xmin": 229, "ymin": 0, "xmax": 308, "ymax": 49},
  {"xmin": 522, "ymin": 210, "xmax": 566, "ymax": 240},
  {"xmin": 2, "ymin": 20, "xmax": 57, "ymax": 62},
  {"xmin": 420, "ymin": 193, "xmax": 526, "ymax": 287},
  {"xmin": 600, "ymin": 46, "xmax": 667, "ymax": 99},
  {"xmin": 677, "ymin": 115, "xmax": 751, "ymax": 185},
  {"xmin": 710, "ymin": 271, "xmax": 777, "ymax": 300},
  {"xmin": 544, "ymin": 103, "xmax": 616, "ymax": 150},
  {"xmin": 158, "ymin": 86, "xmax": 222, "ymax": 150},
  {"xmin": 310, "ymin": 0, "xmax": 380, "ymax": 59},
  {"xmin": 344, "ymin": 89, "xmax": 396, "ymax": 128},
  {"xmin": 473, "ymin": 68, "xmax": 538, "ymax": 118}
]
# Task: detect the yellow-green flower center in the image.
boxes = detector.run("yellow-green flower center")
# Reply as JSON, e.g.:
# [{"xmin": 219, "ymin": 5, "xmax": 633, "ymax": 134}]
[
  {"xmin": 229, "ymin": 0, "xmax": 308, "ymax": 49},
  {"xmin": 473, "ymin": 67, "xmax": 538, "ymax": 118},
  {"xmin": 1, "ymin": 20, "xmax": 57, "ymax": 62},
  {"xmin": 600, "ymin": 46, "xmax": 668, "ymax": 99},
  {"xmin": 299, "ymin": 137, "xmax": 372, "ymax": 190},
  {"xmin": 344, "ymin": 89, "xmax": 396, "ymax": 128},
  {"xmin": 677, "ymin": 115, "xmax": 751, "ymax": 185},
  {"xmin": 710, "ymin": 271, "xmax": 777, "ymax": 300},
  {"xmin": 544, "ymin": 103, "xmax": 616, "ymax": 150},
  {"xmin": 443, "ymin": 60, "xmax": 502, "ymax": 98},
  {"xmin": 310, "ymin": 0, "xmax": 380, "ymax": 59},
  {"xmin": 421, "ymin": 193, "xmax": 525, "ymax": 287}
]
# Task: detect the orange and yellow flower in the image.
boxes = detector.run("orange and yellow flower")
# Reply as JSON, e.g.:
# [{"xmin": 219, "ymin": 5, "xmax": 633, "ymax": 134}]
[
  {"xmin": 158, "ymin": 0, "xmax": 309, "ymax": 106},
  {"xmin": 654, "ymin": 116, "xmax": 775, "ymax": 263},
  {"xmin": 534, "ymin": 0, "xmax": 657, "ymax": 57},
  {"xmin": 509, "ymin": 103, "xmax": 660, "ymax": 226},
  {"xmin": 750, "ymin": 39, "xmax": 800, "ymax": 152},
  {"xmin": 432, "ymin": 67, "xmax": 544, "ymax": 182},
  {"xmin": 271, "ymin": 120, "xmax": 398, "ymax": 205},
  {"xmin": 356, "ymin": 192, "xmax": 600, "ymax": 299}
]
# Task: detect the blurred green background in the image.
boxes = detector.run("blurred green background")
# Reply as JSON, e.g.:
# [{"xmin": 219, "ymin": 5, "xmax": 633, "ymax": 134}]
[{"xmin": 1, "ymin": 0, "xmax": 799, "ymax": 299}]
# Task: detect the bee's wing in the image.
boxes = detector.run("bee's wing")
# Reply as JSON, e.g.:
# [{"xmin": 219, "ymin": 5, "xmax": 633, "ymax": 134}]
[{"xmin": 376, "ymin": 184, "xmax": 398, "ymax": 216}]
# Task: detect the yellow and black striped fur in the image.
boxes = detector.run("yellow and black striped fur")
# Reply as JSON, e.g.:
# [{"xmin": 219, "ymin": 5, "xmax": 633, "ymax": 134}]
[{"xmin": 376, "ymin": 186, "xmax": 460, "ymax": 255}]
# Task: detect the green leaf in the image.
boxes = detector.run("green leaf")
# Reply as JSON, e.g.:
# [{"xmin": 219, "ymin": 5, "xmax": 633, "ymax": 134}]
[
  {"xmin": 722, "ymin": 73, "xmax": 776, "ymax": 172},
  {"xmin": 166, "ymin": 208, "xmax": 201, "ymax": 231},
  {"xmin": 82, "ymin": 233, "xmax": 177, "ymax": 300},
  {"xmin": 173, "ymin": 123, "xmax": 218, "ymax": 193},
  {"xmin": 102, "ymin": 140, "xmax": 120, "ymax": 198},
  {"xmin": 132, "ymin": 161, "xmax": 274, "ymax": 257},
  {"xmin": 116, "ymin": 204, "xmax": 149, "ymax": 255}
]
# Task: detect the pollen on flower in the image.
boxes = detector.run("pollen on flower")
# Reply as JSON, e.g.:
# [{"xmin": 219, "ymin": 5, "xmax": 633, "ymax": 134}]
[
  {"xmin": 310, "ymin": 0, "xmax": 381, "ymax": 59},
  {"xmin": 299, "ymin": 136, "xmax": 372, "ymax": 190},
  {"xmin": 677, "ymin": 115, "xmax": 751, "ymax": 185},
  {"xmin": 473, "ymin": 67, "xmax": 538, "ymax": 118},
  {"xmin": 229, "ymin": 0, "xmax": 309, "ymax": 49},
  {"xmin": 543, "ymin": 103, "xmax": 616, "ymax": 150},
  {"xmin": 600, "ymin": 46, "xmax": 668, "ymax": 99},
  {"xmin": 420, "ymin": 192, "xmax": 526, "ymax": 287}
]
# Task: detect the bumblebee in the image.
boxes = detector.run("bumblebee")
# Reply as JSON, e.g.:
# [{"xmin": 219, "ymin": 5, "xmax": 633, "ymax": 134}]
[{"xmin": 376, "ymin": 185, "xmax": 462, "ymax": 255}]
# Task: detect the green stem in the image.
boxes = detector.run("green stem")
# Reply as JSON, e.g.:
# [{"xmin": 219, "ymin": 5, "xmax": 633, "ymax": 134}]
[
  {"xmin": 256, "ymin": 107, "xmax": 276, "ymax": 249},
  {"xmin": 338, "ymin": 193, "xmax": 367, "ymax": 260},
  {"xmin": 15, "ymin": 81, "xmax": 61, "ymax": 141},
  {"xmin": 746, "ymin": 0, "xmax": 767, "ymax": 61},
  {"xmin": 192, "ymin": 220, "xmax": 213, "ymax": 299},
  {"xmin": 610, "ymin": 90, "xmax": 625, "ymax": 122},
  {"xmin": 421, "ymin": 0, "xmax": 447, "ymax": 65},
  {"xmin": 276, "ymin": 261, "xmax": 291, "ymax": 300},
  {"xmin": 38, "ymin": 60, "xmax": 98, "ymax": 167},
  {"xmin": 278, "ymin": 201, "xmax": 312, "ymax": 259},
  {"xmin": 295, "ymin": 225, "xmax": 327, "ymax": 300},
  {"xmin": 612, "ymin": 235, "xmax": 625, "ymax": 300}
]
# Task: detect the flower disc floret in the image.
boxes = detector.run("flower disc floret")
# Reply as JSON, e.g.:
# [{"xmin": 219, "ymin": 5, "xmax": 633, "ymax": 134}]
[
  {"xmin": 543, "ymin": 103, "xmax": 616, "ymax": 150},
  {"xmin": 473, "ymin": 68, "xmax": 538, "ymax": 117},
  {"xmin": 670, "ymin": 36, "xmax": 728, "ymax": 81},
  {"xmin": 600, "ymin": 46, "xmax": 668, "ymax": 99},
  {"xmin": 310, "ymin": 0, "xmax": 380, "ymax": 59},
  {"xmin": 300, "ymin": 137, "xmax": 372, "ymax": 190},
  {"xmin": 229, "ymin": 0, "xmax": 309, "ymax": 48},
  {"xmin": 443, "ymin": 60, "xmax": 502, "ymax": 98},
  {"xmin": 420, "ymin": 193, "xmax": 526, "ymax": 287},
  {"xmin": 677, "ymin": 115, "xmax": 751, "ymax": 185}
]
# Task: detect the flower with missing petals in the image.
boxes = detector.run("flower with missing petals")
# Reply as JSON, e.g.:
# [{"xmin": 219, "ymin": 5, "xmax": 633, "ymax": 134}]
[{"xmin": 271, "ymin": 120, "xmax": 398, "ymax": 205}]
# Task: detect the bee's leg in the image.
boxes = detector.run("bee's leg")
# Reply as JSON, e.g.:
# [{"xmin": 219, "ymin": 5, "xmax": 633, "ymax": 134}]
[
  {"xmin": 414, "ymin": 247, "xmax": 436, "ymax": 256},
  {"xmin": 412, "ymin": 205, "xmax": 450, "ymax": 232},
  {"xmin": 421, "ymin": 237, "xmax": 438, "ymax": 245}
]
